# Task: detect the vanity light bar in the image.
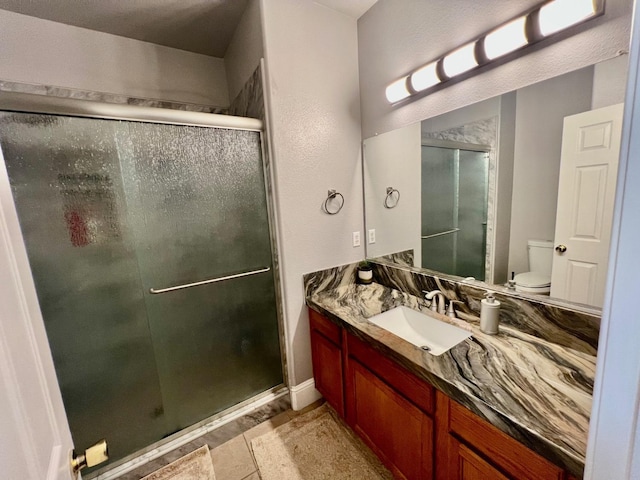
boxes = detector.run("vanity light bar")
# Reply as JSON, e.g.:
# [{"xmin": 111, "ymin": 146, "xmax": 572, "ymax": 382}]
[
  {"xmin": 386, "ymin": 0, "xmax": 599, "ymax": 104},
  {"xmin": 442, "ymin": 42, "xmax": 478, "ymax": 78},
  {"xmin": 385, "ymin": 76, "xmax": 411, "ymax": 103}
]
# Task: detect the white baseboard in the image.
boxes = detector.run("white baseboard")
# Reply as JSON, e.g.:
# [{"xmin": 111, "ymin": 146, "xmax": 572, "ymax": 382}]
[{"xmin": 289, "ymin": 378, "xmax": 322, "ymax": 410}]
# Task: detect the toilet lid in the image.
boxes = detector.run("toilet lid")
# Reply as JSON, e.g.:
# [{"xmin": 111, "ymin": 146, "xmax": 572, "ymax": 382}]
[{"xmin": 514, "ymin": 272, "xmax": 551, "ymax": 288}]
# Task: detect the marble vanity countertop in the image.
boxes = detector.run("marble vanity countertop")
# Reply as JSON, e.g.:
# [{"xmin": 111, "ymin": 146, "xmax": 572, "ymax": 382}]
[{"xmin": 306, "ymin": 282, "xmax": 596, "ymax": 477}]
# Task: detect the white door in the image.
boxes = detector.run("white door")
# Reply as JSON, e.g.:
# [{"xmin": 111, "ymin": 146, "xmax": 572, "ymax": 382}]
[
  {"xmin": 0, "ymin": 147, "xmax": 75, "ymax": 480},
  {"xmin": 550, "ymin": 103, "xmax": 624, "ymax": 307}
]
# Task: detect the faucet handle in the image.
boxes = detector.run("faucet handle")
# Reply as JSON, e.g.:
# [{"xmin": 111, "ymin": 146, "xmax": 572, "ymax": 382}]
[
  {"xmin": 423, "ymin": 289, "xmax": 442, "ymax": 300},
  {"xmin": 447, "ymin": 300, "xmax": 462, "ymax": 318},
  {"xmin": 422, "ymin": 290, "xmax": 438, "ymax": 312}
]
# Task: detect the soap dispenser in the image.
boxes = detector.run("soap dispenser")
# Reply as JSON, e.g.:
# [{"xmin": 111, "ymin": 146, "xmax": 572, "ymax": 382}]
[{"xmin": 480, "ymin": 291, "xmax": 500, "ymax": 335}]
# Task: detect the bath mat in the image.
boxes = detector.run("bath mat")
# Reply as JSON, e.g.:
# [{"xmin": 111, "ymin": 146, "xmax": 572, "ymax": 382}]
[
  {"xmin": 251, "ymin": 404, "xmax": 392, "ymax": 480},
  {"xmin": 141, "ymin": 445, "xmax": 216, "ymax": 480}
]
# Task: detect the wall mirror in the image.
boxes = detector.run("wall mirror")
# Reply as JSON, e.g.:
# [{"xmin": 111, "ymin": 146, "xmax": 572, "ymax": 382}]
[{"xmin": 363, "ymin": 55, "xmax": 629, "ymax": 309}]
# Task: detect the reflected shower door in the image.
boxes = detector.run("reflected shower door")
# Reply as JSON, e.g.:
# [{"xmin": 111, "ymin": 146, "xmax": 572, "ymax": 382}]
[
  {"xmin": 0, "ymin": 112, "xmax": 283, "ymax": 470},
  {"xmin": 421, "ymin": 146, "xmax": 457, "ymax": 274},
  {"xmin": 421, "ymin": 145, "xmax": 488, "ymax": 280}
]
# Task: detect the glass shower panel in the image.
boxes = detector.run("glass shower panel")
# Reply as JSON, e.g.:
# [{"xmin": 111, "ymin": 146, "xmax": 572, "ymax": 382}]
[
  {"xmin": 0, "ymin": 113, "xmax": 166, "ymax": 464},
  {"xmin": 420, "ymin": 145, "xmax": 489, "ymax": 280},
  {"xmin": 421, "ymin": 146, "xmax": 457, "ymax": 235},
  {"xmin": 117, "ymin": 124, "xmax": 282, "ymax": 433},
  {"xmin": 457, "ymin": 150, "xmax": 489, "ymax": 280},
  {"xmin": 421, "ymin": 146, "xmax": 457, "ymax": 272}
]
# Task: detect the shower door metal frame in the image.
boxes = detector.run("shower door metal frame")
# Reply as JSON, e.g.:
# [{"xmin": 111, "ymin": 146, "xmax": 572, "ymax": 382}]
[{"xmin": 0, "ymin": 90, "xmax": 289, "ymax": 475}]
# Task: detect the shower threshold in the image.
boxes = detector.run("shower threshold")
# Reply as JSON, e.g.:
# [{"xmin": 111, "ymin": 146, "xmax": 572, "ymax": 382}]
[{"xmin": 86, "ymin": 384, "xmax": 288, "ymax": 480}]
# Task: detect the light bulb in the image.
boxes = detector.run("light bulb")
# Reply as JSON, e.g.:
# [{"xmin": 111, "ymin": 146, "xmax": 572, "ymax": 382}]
[
  {"xmin": 539, "ymin": 0, "xmax": 596, "ymax": 36},
  {"xmin": 385, "ymin": 77, "xmax": 410, "ymax": 103},
  {"xmin": 442, "ymin": 43, "xmax": 478, "ymax": 78},
  {"xmin": 410, "ymin": 62, "xmax": 440, "ymax": 92},
  {"xmin": 484, "ymin": 17, "xmax": 528, "ymax": 60}
]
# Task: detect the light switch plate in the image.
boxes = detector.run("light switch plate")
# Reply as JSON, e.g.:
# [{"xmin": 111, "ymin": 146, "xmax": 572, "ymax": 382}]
[
  {"xmin": 368, "ymin": 229, "xmax": 376, "ymax": 244},
  {"xmin": 352, "ymin": 231, "xmax": 361, "ymax": 247}
]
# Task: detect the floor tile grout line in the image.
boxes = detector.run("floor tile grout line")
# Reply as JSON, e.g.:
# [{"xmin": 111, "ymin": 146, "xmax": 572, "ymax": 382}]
[{"xmin": 242, "ymin": 433, "xmax": 258, "ymax": 470}]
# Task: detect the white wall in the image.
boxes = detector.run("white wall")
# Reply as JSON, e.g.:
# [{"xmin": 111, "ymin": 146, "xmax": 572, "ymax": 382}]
[
  {"xmin": 585, "ymin": 1, "xmax": 640, "ymax": 474},
  {"xmin": 421, "ymin": 96, "xmax": 501, "ymax": 134},
  {"xmin": 508, "ymin": 68, "xmax": 594, "ymax": 275},
  {"xmin": 494, "ymin": 92, "xmax": 517, "ymax": 284},
  {"xmin": 592, "ymin": 54, "xmax": 630, "ymax": 108},
  {"xmin": 358, "ymin": 0, "xmax": 632, "ymax": 139},
  {"xmin": 363, "ymin": 123, "xmax": 421, "ymax": 263},
  {"xmin": 225, "ymin": 0, "xmax": 264, "ymax": 101},
  {"xmin": 0, "ymin": 9, "xmax": 229, "ymax": 106},
  {"xmin": 261, "ymin": 0, "xmax": 363, "ymax": 389}
]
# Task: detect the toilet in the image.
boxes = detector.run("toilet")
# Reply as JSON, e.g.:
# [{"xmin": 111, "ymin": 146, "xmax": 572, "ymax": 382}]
[{"xmin": 514, "ymin": 240, "xmax": 554, "ymax": 295}]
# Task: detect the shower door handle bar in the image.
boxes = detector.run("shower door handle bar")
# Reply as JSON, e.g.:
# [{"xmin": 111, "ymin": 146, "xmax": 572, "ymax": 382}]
[
  {"xmin": 149, "ymin": 267, "xmax": 271, "ymax": 294},
  {"xmin": 421, "ymin": 228, "xmax": 460, "ymax": 239}
]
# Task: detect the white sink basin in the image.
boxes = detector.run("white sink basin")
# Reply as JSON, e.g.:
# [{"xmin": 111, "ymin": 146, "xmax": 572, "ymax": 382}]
[{"xmin": 368, "ymin": 306, "xmax": 472, "ymax": 356}]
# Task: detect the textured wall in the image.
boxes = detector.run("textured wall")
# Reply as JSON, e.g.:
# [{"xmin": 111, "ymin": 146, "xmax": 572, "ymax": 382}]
[
  {"xmin": 363, "ymin": 122, "xmax": 421, "ymax": 263},
  {"xmin": 0, "ymin": 9, "xmax": 229, "ymax": 106},
  {"xmin": 225, "ymin": 0, "xmax": 264, "ymax": 102},
  {"xmin": 261, "ymin": 0, "xmax": 363, "ymax": 386},
  {"xmin": 358, "ymin": 0, "xmax": 632, "ymax": 139},
  {"xmin": 508, "ymin": 67, "xmax": 594, "ymax": 275},
  {"xmin": 592, "ymin": 54, "xmax": 630, "ymax": 108}
]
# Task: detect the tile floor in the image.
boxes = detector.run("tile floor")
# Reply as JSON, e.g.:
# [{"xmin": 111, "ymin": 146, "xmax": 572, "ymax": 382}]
[{"xmin": 115, "ymin": 397, "xmax": 324, "ymax": 480}]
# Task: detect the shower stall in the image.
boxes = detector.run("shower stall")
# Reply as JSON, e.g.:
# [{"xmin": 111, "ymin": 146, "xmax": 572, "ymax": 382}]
[
  {"xmin": 0, "ymin": 94, "xmax": 284, "ymax": 475},
  {"xmin": 421, "ymin": 143, "xmax": 489, "ymax": 281}
]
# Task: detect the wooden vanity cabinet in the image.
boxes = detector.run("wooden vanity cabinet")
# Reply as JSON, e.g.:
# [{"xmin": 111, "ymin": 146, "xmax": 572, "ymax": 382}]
[
  {"xmin": 309, "ymin": 309, "xmax": 344, "ymax": 416},
  {"xmin": 308, "ymin": 309, "xmax": 578, "ymax": 480},
  {"xmin": 345, "ymin": 333, "xmax": 434, "ymax": 480},
  {"xmin": 436, "ymin": 390, "xmax": 567, "ymax": 480}
]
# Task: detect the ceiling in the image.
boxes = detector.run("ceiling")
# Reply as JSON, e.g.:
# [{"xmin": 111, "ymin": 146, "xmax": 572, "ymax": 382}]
[
  {"xmin": 0, "ymin": 0, "xmax": 378, "ymax": 58},
  {"xmin": 313, "ymin": 0, "xmax": 378, "ymax": 19}
]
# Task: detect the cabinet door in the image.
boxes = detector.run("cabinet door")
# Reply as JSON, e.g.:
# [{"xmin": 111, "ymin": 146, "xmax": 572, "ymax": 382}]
[
  {"xmin": 310, "ymin": 329, "xmax": 344, "ymax": 416},
  {"xmin": 348, "ymin": 358, "xmax": 433, "ymax": 480},
  {"xmin": 436, "ymin": 391, "xmax": 566, "ymax": 480},
  {"xmin": 451, "ymin": 436, "xmax": 510, "ymax": 480}
]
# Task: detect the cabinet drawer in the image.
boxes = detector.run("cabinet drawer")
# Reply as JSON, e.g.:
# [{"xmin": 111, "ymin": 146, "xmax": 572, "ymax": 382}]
[
  {"xmin": 448, "ymin": 398, "xmax": 564, "ymax": 480},
  {"xmin": 309, "ymin": 309, "xmax": 342, "ymax": 346},
  {"xmin": 347, "ymin": 332, "xmax": 434, "ymax": 415}
]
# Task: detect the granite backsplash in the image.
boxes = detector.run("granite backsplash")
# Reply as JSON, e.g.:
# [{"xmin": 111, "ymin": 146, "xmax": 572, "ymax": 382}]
[{"xmin": 304, "ymin": 259, "xmax": 600, "ymax": 356}]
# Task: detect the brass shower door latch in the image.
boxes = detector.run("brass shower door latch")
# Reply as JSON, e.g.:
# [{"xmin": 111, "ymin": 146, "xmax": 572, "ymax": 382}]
[{"xmin": 71, "ymin": 439, "xmax": 109, "ymax": 474}]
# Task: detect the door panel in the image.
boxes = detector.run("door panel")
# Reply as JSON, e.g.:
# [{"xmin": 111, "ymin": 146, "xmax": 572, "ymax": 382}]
[
  {"xmin": 118, "ymin": 123, "xmax": 282, "ymax": 432},
  {"xmin": 0, "ymin": 140, "xmax": 74, "ymax": 479},
  {"xmin": 551, "ymin": 103, "xmax": 624, "ymax": 307},
  {"xmin": 349, "ymin": 359, "xmax": 433, "ymax": 480},
  {"xmin": 454, "ymin": 439, "xmax": 510, "ymax": 480},
  {"xmin": 310, "ymin": 329, "xmax": 344, "ymax": 416}
]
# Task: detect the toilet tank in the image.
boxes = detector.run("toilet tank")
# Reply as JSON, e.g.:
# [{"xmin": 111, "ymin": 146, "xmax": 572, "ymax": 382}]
[{"xmin": 528, "ymin": 240, "xmax": 554, "ymax": 275}]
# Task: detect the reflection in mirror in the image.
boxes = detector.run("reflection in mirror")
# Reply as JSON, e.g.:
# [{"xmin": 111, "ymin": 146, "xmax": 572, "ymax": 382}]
[
  {"xmin": 363, "ymin": 55, "xmax": 629, "ymax": 309},
  {"xmin": 420, "ymin": 143, "xmax": 489, "ymax": 281}
]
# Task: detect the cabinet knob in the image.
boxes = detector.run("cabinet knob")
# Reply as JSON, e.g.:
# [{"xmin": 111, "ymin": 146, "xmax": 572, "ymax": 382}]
[{"xmin": 555, "ymin": 244, "xmax": 567, "ymax": 253}]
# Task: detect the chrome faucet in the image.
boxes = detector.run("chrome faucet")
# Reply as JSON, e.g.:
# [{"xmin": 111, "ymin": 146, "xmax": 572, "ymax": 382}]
[{"xmin": 424, "ymin": 289, "xmax": 447, "ymax": 314}]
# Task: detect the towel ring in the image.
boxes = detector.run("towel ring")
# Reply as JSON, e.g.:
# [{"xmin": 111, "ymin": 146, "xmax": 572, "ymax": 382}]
[
  {"xmin": 384, "ymin": 187, "xmax": 400, "ymax": 209},
  {"xmin": 323, "ymin": 189, "xmax": 344, "ymax": 215}
]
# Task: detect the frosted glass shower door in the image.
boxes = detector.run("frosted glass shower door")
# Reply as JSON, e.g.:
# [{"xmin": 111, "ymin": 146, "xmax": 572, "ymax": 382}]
[
  {"xmin": 421, "ymin": 145, "xmax": 488, "ymax": 280},
  {"xmin": 0, "ymin": 111, "xmax": 283, "ymax": 471},
  {"xmin": 0, "ymin": 112, "xmax": 166, "ymax": 465},
  {"xmin": 421, "ymin": 146, "xmax": 457, "ymax": 274},
  {"xmin": 118, "ymin": 123, "xmax": 282, "ymax": 434}
]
